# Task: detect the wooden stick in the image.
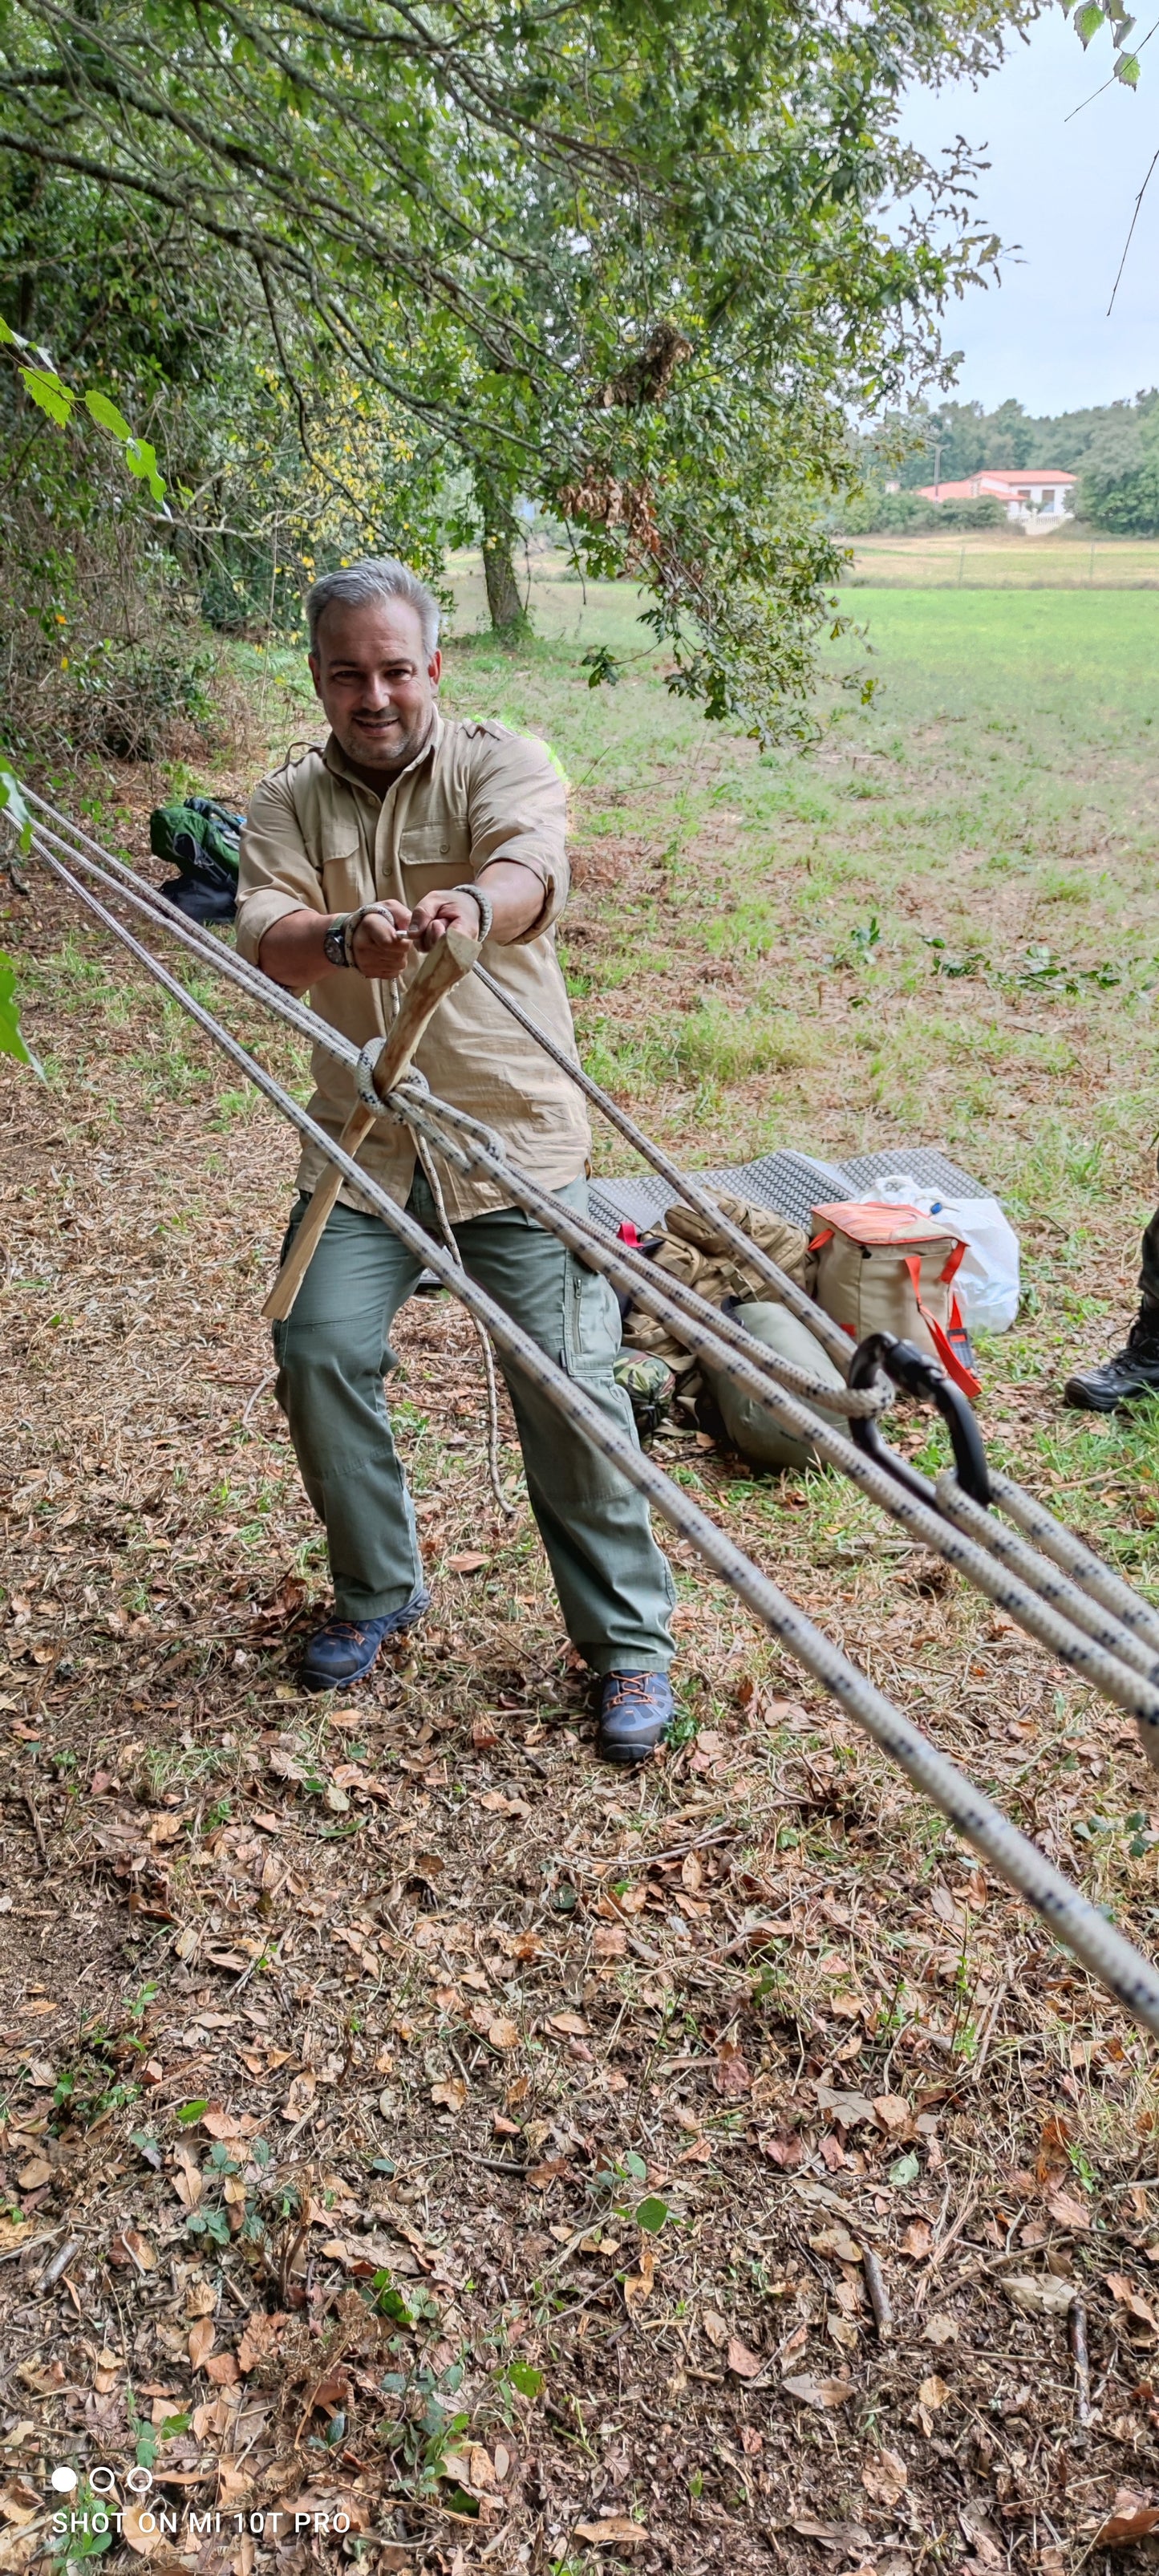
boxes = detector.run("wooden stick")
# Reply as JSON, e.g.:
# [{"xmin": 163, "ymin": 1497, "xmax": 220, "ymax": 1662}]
[
  {"xmin": 1068, "ymin": 2294, "xmax": 1092, "ymax": 2426},
  {"xmin": 862, "ymin": 2242, "xmax": 893, "ymax": 2342},
  {"xmin": 262, "ymin": 924, "xmax": 480, "ymax": 1324}
]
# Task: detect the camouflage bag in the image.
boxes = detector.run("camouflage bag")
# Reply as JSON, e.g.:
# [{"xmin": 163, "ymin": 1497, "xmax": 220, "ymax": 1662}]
[
  {"xmin": 149, "ymin": 794, "xmax": 243, "ymax": 924},
  {"xmin": 614, "ymin": 1350, "xmax": 675, "ymax": 1445}
]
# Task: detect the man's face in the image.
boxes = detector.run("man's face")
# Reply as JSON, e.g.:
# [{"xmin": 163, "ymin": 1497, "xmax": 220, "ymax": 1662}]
[{"xmin": 309, "ymin": 597, "xmax": 441, "ymax": 780}]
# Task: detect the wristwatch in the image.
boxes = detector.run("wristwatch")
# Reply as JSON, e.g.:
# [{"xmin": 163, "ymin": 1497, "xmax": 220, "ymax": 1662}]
[{"xmin": 324, "ymin": 903, "xmax": 390, "ymax": 972}]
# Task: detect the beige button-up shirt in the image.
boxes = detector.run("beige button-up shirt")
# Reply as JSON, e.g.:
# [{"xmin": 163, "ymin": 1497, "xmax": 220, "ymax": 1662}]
[{"xmin": 236, "ymin": 712, "xmax": 591, "ymax": 1223}]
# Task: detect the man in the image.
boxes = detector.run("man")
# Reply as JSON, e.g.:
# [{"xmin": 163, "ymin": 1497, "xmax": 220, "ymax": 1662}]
[
  {"xmin": 236, "ymin": 555, "xmax": 675, "ymax": 1762},
  {"xmin": 1064, "ymin": 1170, "xmax": 1159, "ymax": 1411}
]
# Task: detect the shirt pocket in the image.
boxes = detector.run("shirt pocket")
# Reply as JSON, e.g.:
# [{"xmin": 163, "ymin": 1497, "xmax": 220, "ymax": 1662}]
[
  {"xmin": 397, "ymin": 816, "xmax": 471, "ymax": 904},
  {"xmin": 320, "ymin": 810, "xmax": 371, "ymax": 915}
]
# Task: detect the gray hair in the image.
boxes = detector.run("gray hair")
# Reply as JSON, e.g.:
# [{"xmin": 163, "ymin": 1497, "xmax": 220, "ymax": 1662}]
[{"xmin": 305, "ymin": 556, "xmax": 440, "ymax": 659}]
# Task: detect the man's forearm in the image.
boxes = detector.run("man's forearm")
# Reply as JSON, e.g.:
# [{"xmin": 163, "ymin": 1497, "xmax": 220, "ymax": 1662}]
[
  {"xmin": 465, "ymin": 859, "xmax": 545, "ymax": 944},
  {"xmin": 257, "ymin": 911, "xmax": 338, "ymax": 995}
]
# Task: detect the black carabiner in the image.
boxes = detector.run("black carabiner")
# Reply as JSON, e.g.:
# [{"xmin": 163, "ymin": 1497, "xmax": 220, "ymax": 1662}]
[{"xmin": 847, "ymin": 1332, "xmax": 991, "ymax": 1510}]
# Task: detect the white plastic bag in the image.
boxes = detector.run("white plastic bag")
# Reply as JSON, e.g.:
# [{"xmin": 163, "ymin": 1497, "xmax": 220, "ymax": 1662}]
[{"xmin": 869, "ymin": 1174, "xmax": 1020, "ymax": 1333}]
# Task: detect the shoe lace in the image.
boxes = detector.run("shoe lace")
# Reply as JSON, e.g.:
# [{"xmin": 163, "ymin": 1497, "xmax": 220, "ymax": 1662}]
[{"xmin": 602, "ymin": 1672, "xmax": 659, "ymax": 1711}]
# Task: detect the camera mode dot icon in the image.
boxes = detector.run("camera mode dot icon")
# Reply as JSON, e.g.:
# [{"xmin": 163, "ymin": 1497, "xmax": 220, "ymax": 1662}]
[{"xmin": 51, "ymin": 2469, "xmax": 77, "ymax": 2493}]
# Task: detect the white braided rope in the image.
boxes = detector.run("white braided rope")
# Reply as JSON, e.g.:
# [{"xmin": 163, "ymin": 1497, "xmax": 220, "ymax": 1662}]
[{"xmin": 19, "ymin": 831, "xmax": 1159, "ymax": 2041}]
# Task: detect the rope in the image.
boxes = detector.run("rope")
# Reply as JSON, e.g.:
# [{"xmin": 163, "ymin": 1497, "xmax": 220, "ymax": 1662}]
[
  {"xmin": 384, "ymin": 1080, "xmax": 1159, "ymax": 1747},
  {"xmin": 25, "ymin": 803, "xmax": 1159, "ymax": 1698},
  {"xmin": 472, "ymin": 959, "xmax": 858, "ymax": 1371},
  {"xmin": 18, "ymin": 818, "xmax": 1159, "ymax": 2043},
  {"xmin": 410, "ymin": 1126, "xmax": 513, "ymax": 1520},
  {"xmin": 22, "ymin": 805, "xmax": 887, "ymax": 1423},
  {"xmin": 24, "ymin": 799, "xmax": 513, "ymax": 1509},
  {"xmin": 989, "ymin": 1470, "xmax": 1159, "ymax": 1655},
  {"xmin": 24, "ymin": 809, "xmax": 1159, "ymax": 1705}
]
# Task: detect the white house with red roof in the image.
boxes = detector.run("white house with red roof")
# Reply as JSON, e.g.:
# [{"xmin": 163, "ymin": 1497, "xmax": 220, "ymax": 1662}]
[{"xmin": 916, "ymin": 467, "xmax": 1076, "ymax": 528}]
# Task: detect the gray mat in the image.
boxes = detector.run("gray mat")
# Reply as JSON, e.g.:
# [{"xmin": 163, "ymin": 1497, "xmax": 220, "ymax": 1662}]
[{"xmin": 587, "ymin": 1146, "xmax": 984, "ymax": 1239}]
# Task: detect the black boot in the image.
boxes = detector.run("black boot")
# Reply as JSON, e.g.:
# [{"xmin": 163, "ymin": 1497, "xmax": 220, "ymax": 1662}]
[{"xmin": 1064, "ymin": 1305, "xmax": 1159, "ymax": 1412}]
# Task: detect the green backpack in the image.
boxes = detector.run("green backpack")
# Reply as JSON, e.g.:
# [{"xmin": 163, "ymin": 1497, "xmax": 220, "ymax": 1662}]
[{"xmin": 149, "ymin": 795, "xmax": 244, "ymax": 923}]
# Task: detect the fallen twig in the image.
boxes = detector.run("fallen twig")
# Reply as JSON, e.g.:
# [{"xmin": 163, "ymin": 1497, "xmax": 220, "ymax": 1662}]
[
  {"xmin": 0, "ymin": 2229, "xmax": 61, "ymax": 2269},
  {"xmin": 916, "ymin": 2169, "xmax": 979, "ymax": 2311},
  {"xmin": 37, "ymin": 2237, "xmax": 83, "ymax": 2294},
  {"xmin": 241, "ymin": 1369, "xmax": 278, "ymax": 1426},
  {"xmin": 1069, "ymin": 2293, "xmax": 1092, "ymax": 2426},
  {"xmin": 23, "ymin": 1791, "xmax": 47, "ymax": 1867},
  {"xmin": 967, "ymin": 1977, "xmax": 1010, "ymax": 2084},
  {"xmin": 862, "ymin": 2243, "xmax": 893, "ymax": 2342}
]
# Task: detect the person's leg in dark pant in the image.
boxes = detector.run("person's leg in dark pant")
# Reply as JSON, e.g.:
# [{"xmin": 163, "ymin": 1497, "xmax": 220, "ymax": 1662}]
[
  {"xmin": 1064, "ymin": 1148, "xmax": 1159, "ymax": 1411},
  {"xmin": 272, "ymin": 1196, "xmax": 426, "ymax": 1677},
  {"xmin": 453, "ymin": 1179, "xmax": 675, "ymax": 1676}
]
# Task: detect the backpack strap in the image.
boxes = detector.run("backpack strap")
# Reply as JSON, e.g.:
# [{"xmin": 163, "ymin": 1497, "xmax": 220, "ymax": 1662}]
[{"xmin": 902, "ymin": 1254, "xmax": 981, "ymax": 1400}]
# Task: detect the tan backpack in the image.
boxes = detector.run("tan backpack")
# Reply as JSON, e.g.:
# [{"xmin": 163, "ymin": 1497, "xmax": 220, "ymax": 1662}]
[{"xmin": 809, "ymin": 1201, "xmax": 980, "ymax": 1398}]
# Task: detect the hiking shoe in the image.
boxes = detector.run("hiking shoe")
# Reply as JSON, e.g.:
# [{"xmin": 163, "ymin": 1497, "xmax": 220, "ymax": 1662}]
[
  {"xmin": 598, "ymin": 1670, "xmax": 674, "ymax": 1765},
  {"xmin": 301, "ymin": 1587, "xmax": 430, "ymax": 1692},
  {"xmin": 1064, "ymin": 1308, "xmax": 1159, "ymax": 1414}
]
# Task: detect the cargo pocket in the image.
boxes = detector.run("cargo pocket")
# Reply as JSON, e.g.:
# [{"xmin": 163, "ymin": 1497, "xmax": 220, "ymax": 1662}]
[{"xmin": 561, "ymin": 1253, "xmax": 622, "ymax": 1380}]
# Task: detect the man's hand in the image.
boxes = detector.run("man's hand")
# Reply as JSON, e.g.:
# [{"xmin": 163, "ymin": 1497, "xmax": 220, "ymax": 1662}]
[
  {"xmin": 257, "ymin": 863, "xmax": 545, "ymax": 995},
  {"xmin": 410, "ymin": 862, "xmax": 544, "ymax": 952},
  {"xmin": 348, "ymin": 900, "xmax": 414, "ymax": 979},
  {"xmin": 258, "ymin": 901, "xmax": 413, "ymax": 994},
  {"xmin": 407, "ymin": 887, "xmax": 486, "ymax": 951}
]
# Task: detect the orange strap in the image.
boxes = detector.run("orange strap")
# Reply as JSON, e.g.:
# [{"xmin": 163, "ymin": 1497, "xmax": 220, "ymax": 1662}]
[{"xmin": 902, "ymin": 1253, "xmax": 981, "ymax": 1400}]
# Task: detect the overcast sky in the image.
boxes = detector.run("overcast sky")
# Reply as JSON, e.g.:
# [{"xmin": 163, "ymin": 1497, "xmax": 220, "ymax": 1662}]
[{"xmin": 900, "ymin": 6, "xmax": 1159, "ymax": 416}]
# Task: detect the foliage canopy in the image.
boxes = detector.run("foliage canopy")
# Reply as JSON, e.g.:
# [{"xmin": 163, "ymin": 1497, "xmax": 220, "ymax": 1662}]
[{"xmin": 1, "ymin": 0, "xmax": 1044, "ymax": 736}]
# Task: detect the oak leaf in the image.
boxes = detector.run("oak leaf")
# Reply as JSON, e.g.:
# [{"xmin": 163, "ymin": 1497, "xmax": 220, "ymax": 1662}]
[
  {"xmin": 714, "ymin": 2042, "xmax": 751, "ymax": 2098},
  {"xmin": 861, "ymin": 2449, "xmax": 908, "ymax": 2507},
  {"xmin": 783, "ymin": 2373, "xmax": 853, "ymax": 2408},
  {"xmin": 1097, "ymin": 2495, "xmax": 1159, "ymax": 2546}
]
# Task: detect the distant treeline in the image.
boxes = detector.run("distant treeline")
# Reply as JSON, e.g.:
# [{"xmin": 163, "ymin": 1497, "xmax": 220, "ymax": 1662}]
[{"xmin": 842, "ymin": 392, "xmax": 1159, "ymax": 535}]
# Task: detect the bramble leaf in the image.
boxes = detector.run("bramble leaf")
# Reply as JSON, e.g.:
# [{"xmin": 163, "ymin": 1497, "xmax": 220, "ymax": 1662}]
[
  {"xmin": 0, "ymin": 953, "xmax": 43, "ymax": 1077},
  {"xmin": 20, "ymin": 363, "xmax": 74, "ymax": 426},
  {"xmin": 84, "ymin": 387, "xmax": 133, "ymax": 440},
  {"xmin": 504, "ymin": 2359, "xmax": 544, "ymax": 2398}
]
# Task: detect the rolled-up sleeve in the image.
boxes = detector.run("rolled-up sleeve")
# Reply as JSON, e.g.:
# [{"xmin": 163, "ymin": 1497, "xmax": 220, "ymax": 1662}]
[
  {"xmin": 466, "ymin": 731, "xmax": 569, "ymax": 943},
  {"xmin": 235, "ymin": 771, "xmax": 325, "ymax": 965}
]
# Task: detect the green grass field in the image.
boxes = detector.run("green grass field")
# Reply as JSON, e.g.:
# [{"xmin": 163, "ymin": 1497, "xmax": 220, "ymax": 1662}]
[{"xmin": 846, "ymin": 530, "xmax": 1159, "ymax": 589}]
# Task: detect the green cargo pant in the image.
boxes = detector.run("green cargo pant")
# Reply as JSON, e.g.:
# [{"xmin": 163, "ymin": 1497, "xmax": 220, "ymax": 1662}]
[{"xmin": 272, "ymin": 1173, "xmax": 675, "ymax": 1673}]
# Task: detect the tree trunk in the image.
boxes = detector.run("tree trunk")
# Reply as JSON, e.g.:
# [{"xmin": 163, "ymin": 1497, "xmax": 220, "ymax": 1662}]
[
  {"xmin": 476, "ymin": 473, "xmax": 530, "ymax": 635},
  {"xmin": 482, "ymin": 529, "xmax": 526, "ymax": 634}
]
